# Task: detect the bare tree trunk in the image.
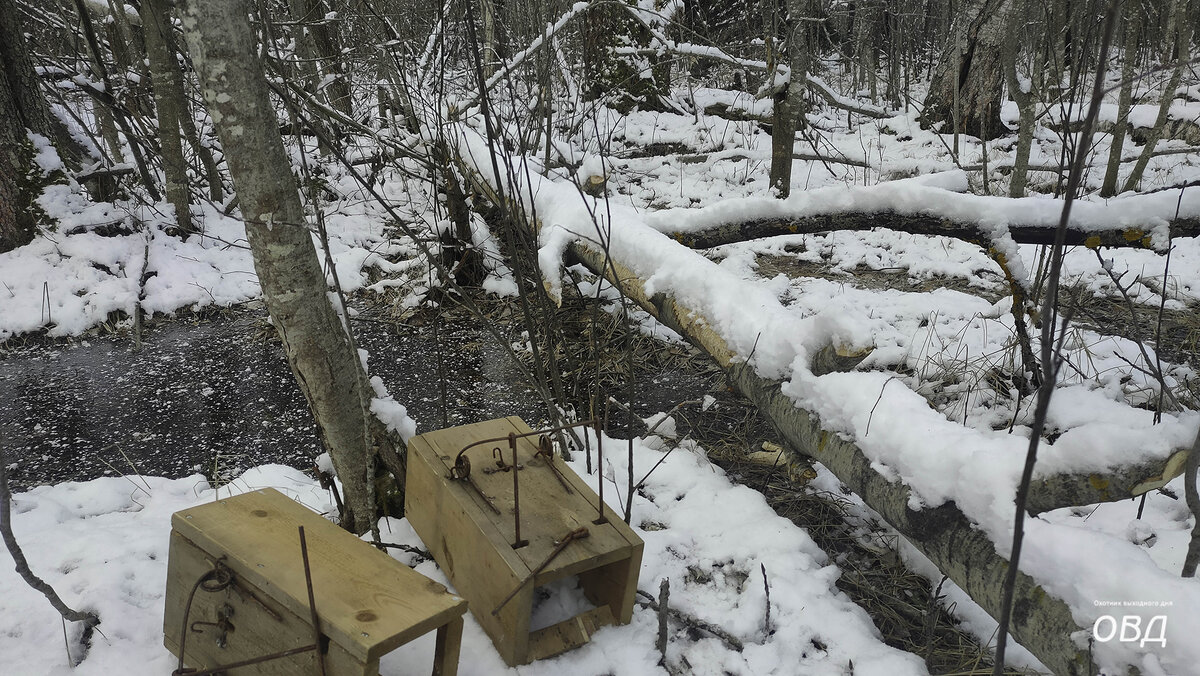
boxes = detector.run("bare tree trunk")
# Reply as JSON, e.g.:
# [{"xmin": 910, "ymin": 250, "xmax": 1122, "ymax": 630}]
[
  {"xmin": 179, "ymin": 0, "xmax": 403, "ymax": 534},
  {"xmin": 0, "ymin": 0, "xmax": 81, "ymax": 252},
  {"xmin": 1, "ymin": 2, "xmax": 83, "ymax": 164},
  {"xmin": 480, "ymin": 0, "xmax": 502, "ymax": 79},
  {"xmin": 151, "ymin": 4, "xmax": 225, "ymax": 203},
  {"xmin": 921, "ymin": 0, "xmax": 1010, "ymax": 140},
  {"xmin": 1004, "ymin": 0, "xmax": 1036, "ymax": 197},
  {"xmin": 73, "ymin": 0, "xmax": 160, "ymax": 201},
  {"xmin": 143, "ymin": 0, "xmax": 193, "ymax": 233},
  {"xmin": 96, "ymin": 104, "xmax": 125, "ymax": 163},
  {"xmin": 289, "ymin": 0, "xmax": 352, "ymax": 118},
  {"xmin": 104, "ymin": 0, "xmax": 150, "ymax": 114},
  {"xmin": 0, "ymin": 67, "xmax": 37, "ymax": 253},
  {"xmin": 580, "ymin": 0, "xmax": 666, "ymax": 113},
  {"xmin": 769, "ymin": 0, "xmax": 812, "ymax": 198},
  {"xmin": 1100, "ymin": 7, "xmax": 1139, "ymax": 197},
  {"xmin": 1122, "ymin": 0, "xmax": 1191, "ymax": 193}
]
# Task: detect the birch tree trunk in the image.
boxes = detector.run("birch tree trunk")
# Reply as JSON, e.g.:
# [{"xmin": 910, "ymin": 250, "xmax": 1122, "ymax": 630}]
[
  {"xmin": 179, "ymin": 0, "xmax": 403, "ymax": 534},
  {"xmin": 768, "ymin": 0, "xmax": 812, "ymax": 199},
  {"xmin": 1003, "ymin": 1, "xmax": 1036, "ymax": 197},
  {"xmin": 480, "ymin": 0, "xmax": 507, "ymax": 79},
  {"xmin": 148, "ymin": 2, "xmax": 225, "ymax": 203}
]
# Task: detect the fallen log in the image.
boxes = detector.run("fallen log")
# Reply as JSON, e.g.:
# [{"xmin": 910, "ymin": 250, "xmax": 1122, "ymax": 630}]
[
  {"xmin": 556, "ymin": 234, "xmax": 1093, "ymax": 676},
  {"xmin": 677, "ymin": 151, "xmax": 871, "ymax": 169},
  {"xmin": 454, "ymin": 152, "xmax": 1190, "ymax": 676},
  {"xmin": 665, "ymin": 210, "xmax": 1200, "ymax": 251},
  {"xmin": 650, "ymin": 181, "xmax": 1200, "ymax": 252}
]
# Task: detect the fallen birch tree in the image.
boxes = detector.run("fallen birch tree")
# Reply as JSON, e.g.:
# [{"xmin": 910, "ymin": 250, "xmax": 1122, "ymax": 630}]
[
  {"xmin": 543, "ymin": 210, "xmax": 1094, "ymax": 676},
  {"xmin": 665, "ymin": 210, "xmax": 1200, "ymax": 251},
  {"xmin": 650, "ymin": 181, "xmax": 1200, "ymax": 251},
  {"xmin": 451, "ymin": 147, "xmax": 1197, "ymax": 675}
]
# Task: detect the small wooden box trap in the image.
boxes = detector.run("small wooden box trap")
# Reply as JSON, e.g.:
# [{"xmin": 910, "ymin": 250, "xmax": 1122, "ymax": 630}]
[
  {"xmin": 406, "ymin": 416, "xmax": 643, "ymax": 666},
  {"xmin": 164, "ymin": 488, "xmax": 468, "ymax": 676}
]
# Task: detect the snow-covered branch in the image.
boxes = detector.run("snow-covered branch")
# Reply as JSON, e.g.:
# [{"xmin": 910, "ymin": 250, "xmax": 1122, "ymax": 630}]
[{"xmin": 645, "ymin": 177, "xmax": 1200, "ymax": 250}]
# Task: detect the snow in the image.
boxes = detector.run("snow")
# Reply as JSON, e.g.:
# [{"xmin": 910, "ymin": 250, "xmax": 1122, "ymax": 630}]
[
  {"xmin": 0, "ymin": 160, "xmax": 441, "ymax": 342},
  {"xmin": 1034, "ymin": 100, "xmax": 1200, "ymax": 131},
  {"xmin": 6, "ymin": 28, "xmax": 1200, "ymax": 676},
  {"xmin": 0, "ymin": 434, "xmax": 926, "ymax": 676},
  {"xmin": 442, "ymin": 107, "xmax": 1200, "ymax": 671}
]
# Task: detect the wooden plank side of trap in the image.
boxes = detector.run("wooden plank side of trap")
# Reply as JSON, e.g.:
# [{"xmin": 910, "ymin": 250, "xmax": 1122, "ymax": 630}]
[
  {"xmin": 406, "ymin": 422, "xmax": 535, "ymax": 664},
  {"xmin": 169, "ymin": 488, "xmax": 465, "ymax": 664},
  {"xmin": 164, "ymin": 530, "xmax": 369, "ymax": 675},
  {"xmin": 466, "ymin": 418, "xmax": 634, "ymax": 569},
  {"xmin": 406, "ymin": 416, "xmax": 644, "ymax": 664}
]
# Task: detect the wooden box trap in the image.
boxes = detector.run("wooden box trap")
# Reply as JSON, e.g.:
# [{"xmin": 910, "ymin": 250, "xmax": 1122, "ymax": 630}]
[
  {"xmin": 406, "ymin": 416, "xmax": 643, "ymax": 666},
  {"xmin": 164, "ymin": 488, "xmax": 468, "ymax": 676}
]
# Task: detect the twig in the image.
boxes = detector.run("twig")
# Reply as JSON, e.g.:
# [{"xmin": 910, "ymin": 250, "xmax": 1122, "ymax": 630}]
[
  {"xmin": 625, "ymin": 436, "xmax": 634, "ymax": 525},
  {"xmin": 108, "ymin": 442, "xmax": 153, "ymax": 494},
  {"xmin": 761, "ymin": 563, "xmax": 773, "ymax": 638},
  {"xmin": 298, "ymin": 527, "xmax": 326, "ymax": 676},
  {"xmin": 864, "ymin": 376, "xmax": 899, "ymax": 436},
  {"xmin": 370, "ymin": 541, "xmax": 431, "ymax": 560},
  {"xmin": 0, "ymin": 447, "xmax": 100, "ymax": 629},
  {"xmin": 656, "ymin": 578, "xmax": 670, "ymax": 664},
  {"xmin": 637, "ymin": 589, "xmax": 744, "ymax": 652},
  {"xmin": 1091, "ymin": 249, "xmax": 1181, "ymax": 411},
  {"xmin": 923, "ymin": 575, "xmax": 948, "ymax": 665}
]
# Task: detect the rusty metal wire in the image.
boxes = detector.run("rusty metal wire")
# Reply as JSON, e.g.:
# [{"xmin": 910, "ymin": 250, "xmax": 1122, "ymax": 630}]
[
  {"xmin": 450, "ymin": 419, "xmax": 599, "ymax": 476},
  {"xmin": 171, "ymin": 527, "xmax": 326, "ymax": 676},
  {"xmin": 449, "ymin": 419, "xmax": 607, "ymax": 547}
]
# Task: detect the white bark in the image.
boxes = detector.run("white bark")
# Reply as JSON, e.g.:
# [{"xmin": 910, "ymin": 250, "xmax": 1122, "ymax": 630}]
[
  {"xmin": 1101, "ymin": 8, "xmax": 1139, "ymax": 197},
  {"xmin": 179, "ymin": 0, "xmax": 403, "ymax": 533}
]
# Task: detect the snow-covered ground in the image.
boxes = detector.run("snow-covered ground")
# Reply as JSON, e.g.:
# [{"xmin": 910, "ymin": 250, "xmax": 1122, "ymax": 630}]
[
  {"xmin": 4, "ymin": 66, "xmax": 1200, "ymax": 675},
  {"xmin": 445, "ymin": 96, "xmax": 1200, "ymax": 672},
  {"xmin": 1, "ymin": 433, "xmax": 929, "ymax": 676}
]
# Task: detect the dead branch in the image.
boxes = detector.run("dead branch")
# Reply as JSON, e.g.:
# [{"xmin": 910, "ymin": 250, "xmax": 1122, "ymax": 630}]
[
  {"xmin": 637, "ymin": 589, "xmax": 744, "ymax": 652},
  {"xmin": 664, "ymin": 210, "xmax": 1200, "ymax": 250},
  {"xmin": 0, "ymin": 447, "xmax": 101, "ymax": 628},
  {"xmin": 676, "ymin": 151, "xmax": 870, "ymax": 169}
]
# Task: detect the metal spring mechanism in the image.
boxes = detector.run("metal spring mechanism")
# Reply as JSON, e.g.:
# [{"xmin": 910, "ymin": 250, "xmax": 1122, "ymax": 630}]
[{"xmin": 449, "ymin": 419, "xmax": 607, "ymax": 549}]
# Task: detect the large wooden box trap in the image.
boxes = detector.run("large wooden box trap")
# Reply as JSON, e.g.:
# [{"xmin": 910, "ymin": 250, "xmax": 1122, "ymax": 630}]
[
  {"xmin": 406, "ymin": 416, "xmax": 643, "ymax": 666},
  {"xmin": 164, "ymin": 488, "xmax": 468, "ymax": 675}
]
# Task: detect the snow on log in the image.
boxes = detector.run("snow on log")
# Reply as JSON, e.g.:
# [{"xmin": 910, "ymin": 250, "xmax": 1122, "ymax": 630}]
[
  {"xmin": 645, "ymin": 175, "xmax": 1200, "ymax": 251},
  {"xmin": 556, "ymin": 233, "xmax": 1094, "ymax": 676},
  {"xmin": 451, "ymin": 139, "xmax": 1198, "ymax": 676}
]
